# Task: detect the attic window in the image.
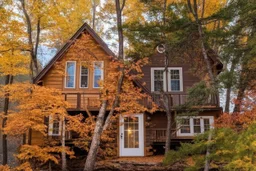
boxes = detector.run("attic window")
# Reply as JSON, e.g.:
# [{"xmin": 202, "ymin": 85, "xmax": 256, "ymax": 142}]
[
  {"xmin": 80, "ymin": 62, "xmax": 89, "ymax": 88},
  {"xmin": 93, "ymin": 61, "xmax": 104, "ymax": 88},
  {"xmin": 65, "ymin": 61, "xmax": 76, "ymax": 88}
]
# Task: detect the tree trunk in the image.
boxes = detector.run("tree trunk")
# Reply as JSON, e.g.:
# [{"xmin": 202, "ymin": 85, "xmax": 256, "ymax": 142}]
[
  {"xmin": 165, "ymin": 109, "xmax": 172, "ymax": 153},
  {"xmin": 2, "ymin": 75, "xmax": 13, "ymax": 165},
  {"xmin": 204, "ymin": 131, "xmax": 212, "ymax": 171},
  {"xmin": 187, "ymin": 1, "xmax": 215, "ymax": 170},
  {"xmin": 233, "ymin": 85, "xmax": 246, "ymax": 113},
  {"xmin": 233, "ymin": 67, "xmax": 247, "ymax": 113},
  {"xmin": 20, "ymin": 0, "xmax": 40, "ymax": 77},
  {"xmin": 92, "ymin": 0, "xmax": 96, "ymax": 30},
  {"xmin": 103, "ymin": 0, "xmax": 126, "ymax": 131},
  {"xmin": 84, "ymin": 100, "xmax": 107, "ymax": 171},
  {"xmin": 224, "ymin": 61, "xmax": 236, "ymax": 113},
  {"xmin": 115, "ymin": 0, "xmax": 125, "ymax": 60},
  {"xmin": 61, "ymin": 117, "xmax": 67, "ymax": 171},
  {"xmin": 83, "ymin": 1, "xmax": 126, "ymax": 170}
]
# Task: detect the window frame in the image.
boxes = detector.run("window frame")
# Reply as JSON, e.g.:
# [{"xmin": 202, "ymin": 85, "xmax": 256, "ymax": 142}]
[
  {"xmin": 93, "ymin": 61, "xmax": 104, "ymax": 88},
  {"xmin": 177, "ymin": 116, "xmax": 214, "ymax": 137},
  {"xmin": 65, "ymin": 61, "xmax": 76, "ymax": 88},
  {"xmin": 48, "ymin": 116, "xmax": 62, "ymax": 136},
  {"xmin": 168, "ymin": 67, "xmax": 183, "ymax": 92},
  {"xmin": 150, "ymin": 68, "xmax": 167, "ymax": 92},
  {"xmin": 151, "ymin": 67, "xmax": 183, "ymax": 92},
  {"xmin": 79, "ymin": 62, "xmax": 89, "ymax": 88}
]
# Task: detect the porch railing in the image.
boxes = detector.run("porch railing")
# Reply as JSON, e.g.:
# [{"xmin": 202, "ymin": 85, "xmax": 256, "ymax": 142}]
[
  {"xmin": 62, "ymin": 92, "xmax": 219, "ymax": 110},
  {"xmin": 142, "ymin": 93, "xmax": 219, "ymax": 109},
  {"xmin": 62, "ymin": 93, "xmax": 101, "ymax": 110}
]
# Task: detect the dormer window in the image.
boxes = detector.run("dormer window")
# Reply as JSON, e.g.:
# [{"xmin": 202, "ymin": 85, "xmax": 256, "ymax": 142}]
[
  {"xmin": 151, "ymin": 67, "xmax": 183, "ymax": 92},
  {"xmin": 65, "ymin": 61, "xmax": 76, "ymax": 88}
]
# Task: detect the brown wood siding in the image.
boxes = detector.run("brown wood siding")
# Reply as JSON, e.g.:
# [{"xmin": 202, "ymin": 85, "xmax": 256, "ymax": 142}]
[
  {"xmin": 41, "ymin": 32, "xmax": 112, "ymax": 110},
  {"xmin": 142, "ymin": 53, "xmax": 201, "ymax": 93},
  {"xmin": 31, "ymin": 130, "xmax": 44, "ymax": 145},
  {"xmin": 145, "ymin": 109, "xmax": 222, "ymax": 146}
]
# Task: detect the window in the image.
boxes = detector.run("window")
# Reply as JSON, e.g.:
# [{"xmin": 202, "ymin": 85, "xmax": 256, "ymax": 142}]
[
  {"xmin": 180, "ymin": 119, "xmax": 190, "ymax": 133},
  {"xmin": 151, "ymin": 67, "xmax": 182, "ymax": 92},
  {"xmin": 65, "ymin": 61, "xmax": 76, "ymax": 88},
  {"xmin": 151, "ymin": 68, "xmax": 166, "ymax": 92},
  {"xmin": 193, "ymin": 119, "xmax": 201, "ymax": 133},
  {"xmin": 48, "ymin": 116, "xmax": 61, "ymax": 136},
  {"xmin": 177, "ymin": 116, "xmax": 214, "ymax": 136},
  {"xmin": 204, "ymin": 119, "xmax": 210, "ymax": 132},
  {"xmin": 154, "ymin": 70, "xmax": 164, "ymax": 91},
  {"xmin": 169, "ymin": 68, "xmax": 182, "ymax": 91},
  {"xmin": 80, "ymin": 62, "xmax": 89, "ymax": 88},
  {"xmin": 52, "ymin": 120, "xmax": 60, "ymax": 135},
  {"xmin": 93, "ymin": 61, "xmax": 104, "ymax": 88}
]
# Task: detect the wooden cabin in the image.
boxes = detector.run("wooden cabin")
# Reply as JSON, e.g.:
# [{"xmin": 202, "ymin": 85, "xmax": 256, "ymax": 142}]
[{"xmin": 33, "ymin": 23, "xmax": 223, "ymax": 157}]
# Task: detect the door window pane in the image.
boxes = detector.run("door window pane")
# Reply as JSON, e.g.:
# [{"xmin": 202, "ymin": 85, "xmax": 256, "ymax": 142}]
[{"xmin": 124, "ymin": 117, "xmax": 139, "ymax": 148}]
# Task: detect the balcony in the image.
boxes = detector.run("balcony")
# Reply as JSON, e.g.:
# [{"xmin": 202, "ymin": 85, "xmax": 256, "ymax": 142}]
[
  {"xmin": 62, "ymin": 93, "xmax": 101, "ymax": 110},
  {"xmin": 142, "ymin": 93, "xmax": 219, "ymax": 109},
  {"xmin": 62, "ymin": 92, "xmax": 219, "ymax": 111}
]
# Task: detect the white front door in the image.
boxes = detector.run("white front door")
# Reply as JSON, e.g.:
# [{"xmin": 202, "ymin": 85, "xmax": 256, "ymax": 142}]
[{"xmin": 119, "ymin": 114, "xmax": 144, "ymax": 156}]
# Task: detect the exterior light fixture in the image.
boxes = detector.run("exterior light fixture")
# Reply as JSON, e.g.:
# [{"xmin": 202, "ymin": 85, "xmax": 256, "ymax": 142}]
[{"xmin": 157, "ymin": 44, "xmax": 166, "ymax": 53}]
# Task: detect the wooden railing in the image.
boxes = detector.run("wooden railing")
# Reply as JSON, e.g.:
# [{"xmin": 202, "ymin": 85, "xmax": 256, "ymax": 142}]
[
  {"xmin": 62, "ymin": 92, "xmax": 219, "ymax": 110},
  {"xmin": 147, "ymin": 128, "xmax": 179, "ymax": 143},
  {"xmin": 142, "ymin": 93, "xmax": 219, "ymax": 109},
  {"xmin": 62, "ymin": 93, "xmax": 101, "ymax": 110}
]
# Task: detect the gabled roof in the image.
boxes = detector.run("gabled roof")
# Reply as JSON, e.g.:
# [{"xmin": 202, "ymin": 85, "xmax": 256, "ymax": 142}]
[{"xmin": 33, "ymin": 23, "xmax": 115, "ymax": 83}]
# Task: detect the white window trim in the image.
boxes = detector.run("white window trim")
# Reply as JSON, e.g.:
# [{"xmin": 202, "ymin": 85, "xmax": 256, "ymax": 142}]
[
  {"xmin": 79, "ymin": 62, "xmax": 89, "ymax": 88},
  {"xmin": 93, "ymin": 61, "xmax": 104, "ymax": 88},
  {"xmin": 65, "ymin": 61, "xmax": 76, "ymax": 88},
  {"xmin": 168, "ymin": 67, "xmax": 183, "ymax": 92},
  {"xmin": 177, "ymin": 116, "xmax": 214, "ymax": 137},
  {"xmin": 150, "ymin": 68, "xmax": 167, "ymax": 92},
  {"xmin": 48, "ymin": 115, "xmax": 62, "ymax": 136},
  {"xmin": 151, "ymin": 67, "xmax": 183, "ymax": 92}
]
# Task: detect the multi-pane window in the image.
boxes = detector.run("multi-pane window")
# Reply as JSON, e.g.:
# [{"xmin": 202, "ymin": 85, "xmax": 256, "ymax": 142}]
[
  {"xmin": 52, "ymin": 120, "xmax": 60, "ymax": 135},
  {"xmin": 193, "ymin": 119, "xmax": 201, "ymax": 133},
  {"xmin": 48, "ymin": 116, "xmax": 61, "ymax": 136},
  {"xmin": 93, "ymin": 61, "xmax": 103, "ymax": 88},
  {"xmin": 170, "ymin": 69, "xmax": 181, "ymax": 91},
  {"xmin": 151, "ymin": 67, "xmax": 182, "ymax": 92},
  {"xmin": 154, "ymin": 70, "xmax": 164, "ymax": 91},
  {"xmin": 204, "ymin": 119, "xmax": 210, "ymax": 132},
  {"xmin": 80, "ymin": 63, "xmax": 89, "ymax": 88},
  {"xmin": 65, "ymin": 61, "xmax": 76, "ymax": 88},
  {"xmin": 124, "ymin": 117, "xmax": 139, "ymax": 148},
  {"xmin": 177, "ymin": 116, "xmax": 214, "ymax": 136},
  {"xmin": 180, "ymin": 119, "xmax": 190, "ymax": 133}
]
